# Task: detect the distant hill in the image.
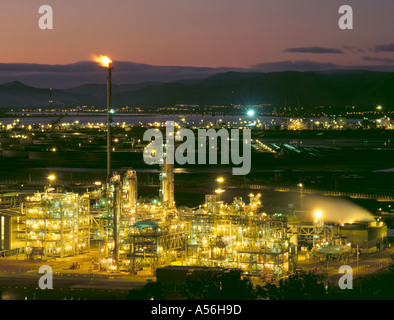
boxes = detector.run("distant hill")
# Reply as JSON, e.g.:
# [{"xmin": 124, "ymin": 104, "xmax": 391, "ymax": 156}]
[
  {"xmin": 0, "ymin": 61, "xmax": 245, "ymax": 89},
  {"xmin": 1, "ymin": 70, "xmax": 394, "ymax": 108}
]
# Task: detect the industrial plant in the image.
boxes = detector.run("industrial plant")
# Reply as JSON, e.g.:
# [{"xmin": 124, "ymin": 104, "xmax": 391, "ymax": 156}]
[
  {"xmin": 0, "ymin": 56, "xmax": 392, "ymax": 304},
  {"xmin": 0, "ymin": 145, "xmax": 388, "ymax": 282}
]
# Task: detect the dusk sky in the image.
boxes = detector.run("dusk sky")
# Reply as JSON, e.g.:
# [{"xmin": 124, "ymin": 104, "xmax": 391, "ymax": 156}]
[{"xmin": 1, "ymin": 0, "xmax": 394, "ymax": 68}]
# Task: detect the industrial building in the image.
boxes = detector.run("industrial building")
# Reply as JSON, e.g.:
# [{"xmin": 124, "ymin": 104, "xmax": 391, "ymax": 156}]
[
  {"xmin": 21, "ymin": 191, "xmax": 91, "ymax": 259},
  {"xmin": 82, "ymin": 160, "xmax": 297, "ymax": 279},
  {"xmin": 339, "ymin": 221, "xmax": 387, "ymax": 253},
  {"xmin": 183, "ymin": 194, "xmax": 296, "ymax": 279},
  {"xmin": 0, "ymin": 207, "xmax": 24, "ymax": 256},
  {"xmin": 0, "ymin": 193, "xmax": 30, "ymax": 256}
]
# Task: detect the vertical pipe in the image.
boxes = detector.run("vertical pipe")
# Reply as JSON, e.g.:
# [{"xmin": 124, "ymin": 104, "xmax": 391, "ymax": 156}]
[
  {"xmin": 75, "ymin": 199, "xmax": 79, "ymax": 256},
  {"xmin": 107, "ymin": 63, "xmax": 112, "ymax": 183},
  {"xmin": 87, "ymin": 200, "xmax": 91, "ymax": 253},
  {"xmin": 60, "ymin": 206, "xmax": 64, "ymax": 258},
  {"xmin": 113, "ymin": 180, "xmax": 120, "ymax": 272}
]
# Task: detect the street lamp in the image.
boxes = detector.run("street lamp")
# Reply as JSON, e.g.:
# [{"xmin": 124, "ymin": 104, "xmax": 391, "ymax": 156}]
[
  {"xmin": 216, "ymin": 177, "xmax": 224, "ymax": 185},
  {"xmin": 47, "ymin": 174, "xmax": 56, "ymax": 185},
  {"xmin": 216, "ymin": 177, "xmax": 225, "ymax": 200},
  {"xmin": 298, "ymin": 183, "xmax": 304, "ymax": 209},
  {"xmin": 46, "ymin": 174, "xmax": 57, "ymax": 192}
]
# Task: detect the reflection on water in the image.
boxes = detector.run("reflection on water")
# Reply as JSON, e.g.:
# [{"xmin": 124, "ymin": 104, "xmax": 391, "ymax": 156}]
[
  {"xmin": 1, "ymin": 114, "xmax": 280, "ymax": 125},
  {"xmin": 38, "ymin": 167, "xmax": 233, "ymax": 174},
  {"xmin": 261, "ymin": 138, "xmax": 393, "ymax": 149}
]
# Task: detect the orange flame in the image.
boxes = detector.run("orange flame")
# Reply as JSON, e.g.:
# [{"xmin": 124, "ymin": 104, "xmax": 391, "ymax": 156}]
[{"xmin": 92, "ymin": 55, "xmax": 112, "ymax": 68}]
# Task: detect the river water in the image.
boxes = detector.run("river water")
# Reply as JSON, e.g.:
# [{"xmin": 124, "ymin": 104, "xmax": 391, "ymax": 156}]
[{"xmin": 0, "ymin": 113, "xmax": 368, "ymax": 126}]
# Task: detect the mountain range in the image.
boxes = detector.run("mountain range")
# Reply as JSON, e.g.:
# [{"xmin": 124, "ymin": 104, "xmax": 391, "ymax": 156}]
[{"xmin": 1, "ymin": 69, "xmax": 394, "ymax": 108}]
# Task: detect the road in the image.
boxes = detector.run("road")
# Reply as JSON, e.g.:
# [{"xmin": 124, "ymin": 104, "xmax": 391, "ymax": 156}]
[
  {"xmin": 1, "ymin": 247, "xmax": 392, "ymax": 299},
  {"xmin": 0, "ymin": 273, "xmax": 147, "ymax": 300},
  {"xmin": 297, "ymin": 246, "xmax": 394, "ymax": 283},
  {"xmin": 0, "ymin": 250, "xmax": 153, "ymax": 300}
]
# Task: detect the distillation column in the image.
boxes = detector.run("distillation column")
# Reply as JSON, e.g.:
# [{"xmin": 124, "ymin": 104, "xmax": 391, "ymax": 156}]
[
  {"xmin": 160, "ymin": 152, "xmax": 175, "ymax": 209},
  {"xmin": 124, "ymin": 170, "xmax": 138, "ymax": 212}
]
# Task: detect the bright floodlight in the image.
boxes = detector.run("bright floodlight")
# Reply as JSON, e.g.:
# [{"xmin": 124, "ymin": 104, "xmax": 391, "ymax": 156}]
[
  {"xmin": 315, "ymin": 210, "xmax": 323, "ymax": 219},
  {"xmin": 216, "ymin": 177, "xmax": 224, "ymax": 183},
  {"xmin": 47, "ymin": 174, "xmax": 56, "ymax": 182},
  {"xmin": 247, "ymin": 109, "xmax": 255, "ymax": 117},
  {"xmin": 376, "ymin": 105, "xmax": 382, "ymax": 110},
  {"xmin": 215, "ymin": 188, "xmax": 225, "ymax": 194}
]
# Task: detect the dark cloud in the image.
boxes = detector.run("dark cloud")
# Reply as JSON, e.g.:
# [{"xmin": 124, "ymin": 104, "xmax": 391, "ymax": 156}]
[
  {"xmin": 284, "ymin": 46, "xmax": 343, "ymax": 54},
  {"xmin": 374, "ymin": 44, "xmax": 394, "ymax": 52},
  {"xmin": 362, "ymin": 56, "xmax": 394, "ymax": 65},
  {"xmin": 342, "ymin": 46, "xmax": 365, "ymax": 53}
]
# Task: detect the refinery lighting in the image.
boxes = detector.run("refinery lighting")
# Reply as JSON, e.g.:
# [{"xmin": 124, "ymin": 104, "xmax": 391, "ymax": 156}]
[
  {"xmin": 247, "ymin": 109, "xmax": 255, "ymax": 117},
  {"xmin": 216, "ymin": 177, "xmax": 224, "ymax": 184},
  {"xmin": 315, "ymin": 210, "xmax": 323, "ymax": 219}
]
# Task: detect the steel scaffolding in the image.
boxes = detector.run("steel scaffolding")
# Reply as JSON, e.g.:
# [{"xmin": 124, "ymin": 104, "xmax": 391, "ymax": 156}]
[
  {"xmin": 183, "ymin": 196, "xmax": 295, "ymax": 279},
  {"xmin": 21, "ymin": 192, "xmax": 90, "ymax": 260}
]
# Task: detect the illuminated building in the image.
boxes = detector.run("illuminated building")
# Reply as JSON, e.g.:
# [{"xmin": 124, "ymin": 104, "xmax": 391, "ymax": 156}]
[
  {"xmin": 21, "ymin": 191, "xmax": 91, "ymax": 259},
  {"xmin": 184, "ymin": 195, "xmax": 295, "ymax": 280}
]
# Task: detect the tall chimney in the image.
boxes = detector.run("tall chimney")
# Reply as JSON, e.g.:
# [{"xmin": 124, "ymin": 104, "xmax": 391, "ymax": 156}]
[{"xmin": 107, "ymin": 62, "xmax": 113, "ymax": 183}]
